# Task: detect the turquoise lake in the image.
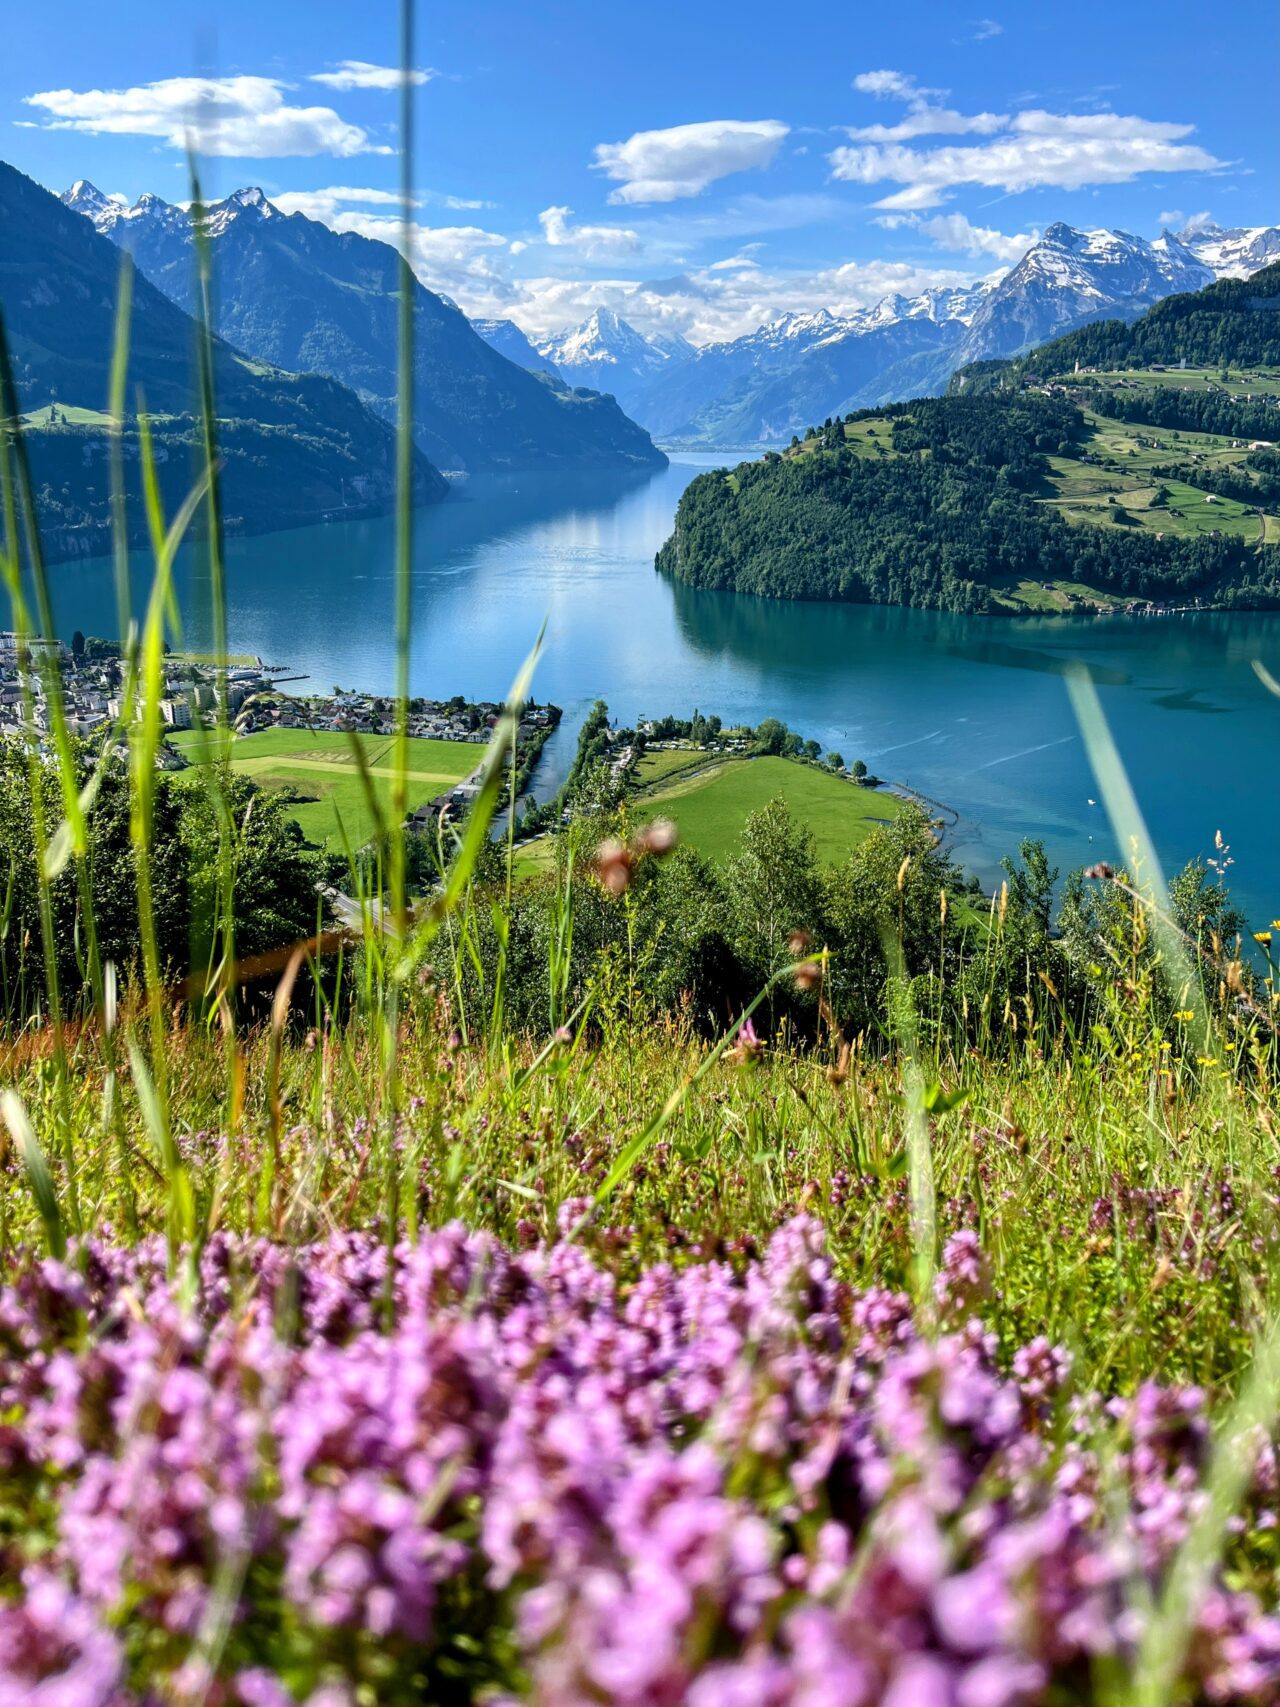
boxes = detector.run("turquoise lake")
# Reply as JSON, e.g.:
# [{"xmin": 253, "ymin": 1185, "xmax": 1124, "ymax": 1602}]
[{"xmin": 46, "ymin": 453, "xmax": 1280, "ymax": 926}]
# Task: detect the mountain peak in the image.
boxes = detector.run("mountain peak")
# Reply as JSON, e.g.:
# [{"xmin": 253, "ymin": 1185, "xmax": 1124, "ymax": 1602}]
[
  {"xmin": 61, "ymin": 180, "xmax": 123, "ymax": 223},
  {"xmin": 1042, "ymin": 221, "xmax": 1083, "ymax": 249},
  {"xmin": 64, "ymin": 178, "xmax": 108, "ymax": 208}
]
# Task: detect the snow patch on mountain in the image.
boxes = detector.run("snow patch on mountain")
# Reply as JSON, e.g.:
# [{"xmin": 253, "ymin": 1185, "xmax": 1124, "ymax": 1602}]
[{"xmin": 1181, "ymin": 224, "xmax": 1280, "ymax": 279}]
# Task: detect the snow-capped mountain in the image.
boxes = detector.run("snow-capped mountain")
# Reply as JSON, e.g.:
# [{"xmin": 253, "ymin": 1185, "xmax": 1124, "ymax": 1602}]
[
  {"xmin": 1180, "ymin": 223, "xmax": 1280, "ymax": 279},
  {"xmin": 535, "ymin": 310, "xmax": 693, "ymax": 413},
  {"xmin": 949, "ymin": 223, "xmax": 1213, "ymax": 371},
  {"xmin": 610, "ymin": 222, "xmax": 1280, "ymax": 443},
  {"xmin": 471, "ymin": 318, "xmax": 563, "ymax": 379},
  {"xmin": 625, "ymin": 286, "xmax": 999, "ymax": 443},
  {"xmin": 871, "ymin": 222, "xmax": 1276, "ymax": 404},
  {"xmin": 61, "ymin": 181, "xmax": 276, "ymax": 279},
  {"xmin": 61, "ymin": 179, "xmax": 122, "ymax": 222},
  {"xmin": 60, "ymin": 179, "xmax": 665, "ymax": 475}
]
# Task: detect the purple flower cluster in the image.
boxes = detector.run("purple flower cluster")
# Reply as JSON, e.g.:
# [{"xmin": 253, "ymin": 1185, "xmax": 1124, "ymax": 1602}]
[{"xmin": 0, "ymin": 1220, "xmax": 1277, "ymax": 1704}]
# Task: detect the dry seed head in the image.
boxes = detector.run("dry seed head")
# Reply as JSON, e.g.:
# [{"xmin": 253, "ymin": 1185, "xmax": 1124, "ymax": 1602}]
[
  {"xmin": 793, "ymin": 958, "xmax": 822, "ymax": 993},
  {"xmin": 637, "ymin": 817, "xmax": 678, "ymax": 856},
  {"xmin": 595, "ymin": 837, "xmax": 634, "ymax": 895}
]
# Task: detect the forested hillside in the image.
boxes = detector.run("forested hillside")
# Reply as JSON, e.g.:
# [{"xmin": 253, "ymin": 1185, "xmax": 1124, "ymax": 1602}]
[
  {"xmin": 0, "ymin": 161, "xmax": 446, "ymax": 557},
  {"xmin": 659, "ymin": 269, "xmax": 1280, "ymax": 615}
]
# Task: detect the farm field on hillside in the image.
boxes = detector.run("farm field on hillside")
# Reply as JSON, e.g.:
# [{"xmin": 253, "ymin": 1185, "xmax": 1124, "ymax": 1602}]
[
  {"xmin": 1071, "ymin": 365, "xmax": 1280, "ymax": 399},
  {"xmin": 1040, "ymin": 410, "xmax": 1272, "ymax": 543},
  {"xmin": 173, "ymin": 728, "xmax": 479, "ymax": 847}
]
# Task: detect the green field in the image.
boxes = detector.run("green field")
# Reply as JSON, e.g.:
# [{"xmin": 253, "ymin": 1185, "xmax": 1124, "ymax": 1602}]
[
  {"xmin": 635, "ymin": 755, "xmax": 903, "ymax": 866},
  {"xmin": 19, "ymin": 404, "xmax": 113, "ymax": 427},
  {"xmin": 632, "ymin": 746, "xmax": 718, "ymax": 785},
  {"xmin": 173, "ymin": 728, "xmax": 479, "ymax": 848},
  {"xmin": 1066, "ymin": 365, "xmax": 1280, "ymax": 400},
  {"xmin": 1036, "ymin": 410, "xmax": 1272, "ymax": 546}
]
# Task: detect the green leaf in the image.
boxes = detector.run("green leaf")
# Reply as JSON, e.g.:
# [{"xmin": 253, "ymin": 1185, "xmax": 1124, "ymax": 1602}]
[{"xmin": 923, "ymin": 1082, "xmax": 970, "ymax": 1114}]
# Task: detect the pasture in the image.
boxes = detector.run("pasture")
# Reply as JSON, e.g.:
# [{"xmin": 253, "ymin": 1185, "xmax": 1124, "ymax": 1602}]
[{"xmin": 173, "ymin": 727, "xmax": 479, "ymax": 847}]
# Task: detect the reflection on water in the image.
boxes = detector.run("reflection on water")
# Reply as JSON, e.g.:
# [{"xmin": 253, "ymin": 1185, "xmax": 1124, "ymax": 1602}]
[{"xmin": 42, "ymin": 454, "xmax": 1280, "ymax": 922}]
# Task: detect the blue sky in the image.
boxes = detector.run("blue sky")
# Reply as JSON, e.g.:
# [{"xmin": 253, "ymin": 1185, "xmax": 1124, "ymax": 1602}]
[{"xmin": 5, "ymin": 0, "xmax": 1275, "ymax": 342}]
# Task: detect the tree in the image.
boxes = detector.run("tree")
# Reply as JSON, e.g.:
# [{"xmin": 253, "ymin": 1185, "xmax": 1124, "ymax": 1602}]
[
  {"xmin": 753, "ymin": 717, "xmax": 789, "ymax": 756},
  {"xmin": 802, "ymin": 739, "xmax": 821, "ymax": 762},
  {"xmin": 825, "ymin": 752, "xmax": 844, "ymax": 771},
  {"xmin": 71, "ymin": 630, "xmax": 86, "ymax": 659},
  {"xmin": 726, "ymin": 797, "xmax": 825, "ymax": 992},
  {"xmin": 822, "ymin": 807, "xmax": 962, "ymax": 1038},
  {"xmin": 850, "ymin": 759, "xmax": 868, "ymax": 781}
]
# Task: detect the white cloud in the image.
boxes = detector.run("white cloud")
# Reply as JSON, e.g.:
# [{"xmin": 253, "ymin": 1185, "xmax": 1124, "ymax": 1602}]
[
  {"xmin": 24, "ymin": 75, "xmax": 389, "ymax": 158},
  {"xmin": 853, "ymin": 71, "xmax": 943, "ymax": 101},
  {"xmin": 310, "ymin": 61, "xmax": 437, "ymax": 91},
  {"xmin": 310, "ymin": 209, "xmax": 514, "ymax": 301},
  {"xmin": 1177, "ymin": 209, "xmax": 1216, "ymax": 233},
  {"xmin": 914, "ymin": 211, "xmax": 1036, "ymax": 262},
  {"xmin": 537, "ymin": 205, "xmax": 641, "ymax": 259},
  {"xmin": 831, "ymin": 107, "xmax": 1223, "ymax": 208},
  {"xmin": 592, "ymin": 119, "xmax": 789, "ymax": 205},
  {"xmin": 287, "ymin": 177, "xmax": 990, "ymax": 345},
  {"xmin": 273, "ymin": 185, "xmax": 411, "ymax": 219},
  {"xmin": 848, "ymin": 105, "xmax": 1007, "ymax": 143},
  {"xmin": 848, "ymin": 68, "xmax": 1005, "ymax": 144},
  {"xmin": 272, "ymin": 184, "xmax": 490, "ymax": 221},
  {"xmin": 969, "ymin": 19, "xmax": 1003, "ymax": 41},
  {"xmin": 708, "ymin": 247, "xmax": 763, "ymax": 272}
]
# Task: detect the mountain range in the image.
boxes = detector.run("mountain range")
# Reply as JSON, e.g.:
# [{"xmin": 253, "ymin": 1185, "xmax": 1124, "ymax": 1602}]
[
  {"xmin": 0, "ymin": 161, "xmax": 445, "ymax": 562},
  {"xmin": 62, "ymin": 181, "xmax": 665, "ymax": 476},
  {"xmin": 507, "ymin": 221, "xmax": 1280, "ymax": 447}
]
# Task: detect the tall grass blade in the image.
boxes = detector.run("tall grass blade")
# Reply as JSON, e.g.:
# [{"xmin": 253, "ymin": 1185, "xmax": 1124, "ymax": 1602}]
[
  {"xmin": 1, "ymin": 1089, "xmax": 65, "ymax": 1260},
  {"xmin": 1065, "ymin": 663, "xmax": 1212, "ymax": 1050}
]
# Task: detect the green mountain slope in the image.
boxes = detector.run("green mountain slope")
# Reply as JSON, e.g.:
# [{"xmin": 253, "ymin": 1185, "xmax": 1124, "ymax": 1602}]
[
  {"xmin": 0, "ymin": 162, "xmax": 446, "ymax": 562},
  {"xmin": 81, "ymin": 188, "xmax": 666, "ymax": 475},
  {"xmin": 657, "ymin": 270, "xmax": 1280, "ymax": 616}
]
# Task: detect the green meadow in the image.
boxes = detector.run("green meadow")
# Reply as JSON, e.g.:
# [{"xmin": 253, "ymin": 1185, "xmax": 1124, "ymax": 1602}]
[
  {"xmin": 172, "ymin": 727, "xmax": 478, "ymax": 848},
  {"xmin": 633, "ymin": 754, "xmax": 903, "ymax": 866}
]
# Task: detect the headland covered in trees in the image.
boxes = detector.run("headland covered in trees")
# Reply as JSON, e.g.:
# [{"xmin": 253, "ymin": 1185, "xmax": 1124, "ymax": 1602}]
[{"xmin": 657, "ymin": 263, "xmax": 1280, "ymax": 616}]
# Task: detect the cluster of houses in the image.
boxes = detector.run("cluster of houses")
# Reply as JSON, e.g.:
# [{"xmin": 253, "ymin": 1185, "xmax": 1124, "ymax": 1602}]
[
  {"xmin": 241, "ymin": 689, "xmax": 558, "ymax": 746},
  {"xmin": 0, "ymin": 634, "xmax": 275, "ymax": 758}
]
